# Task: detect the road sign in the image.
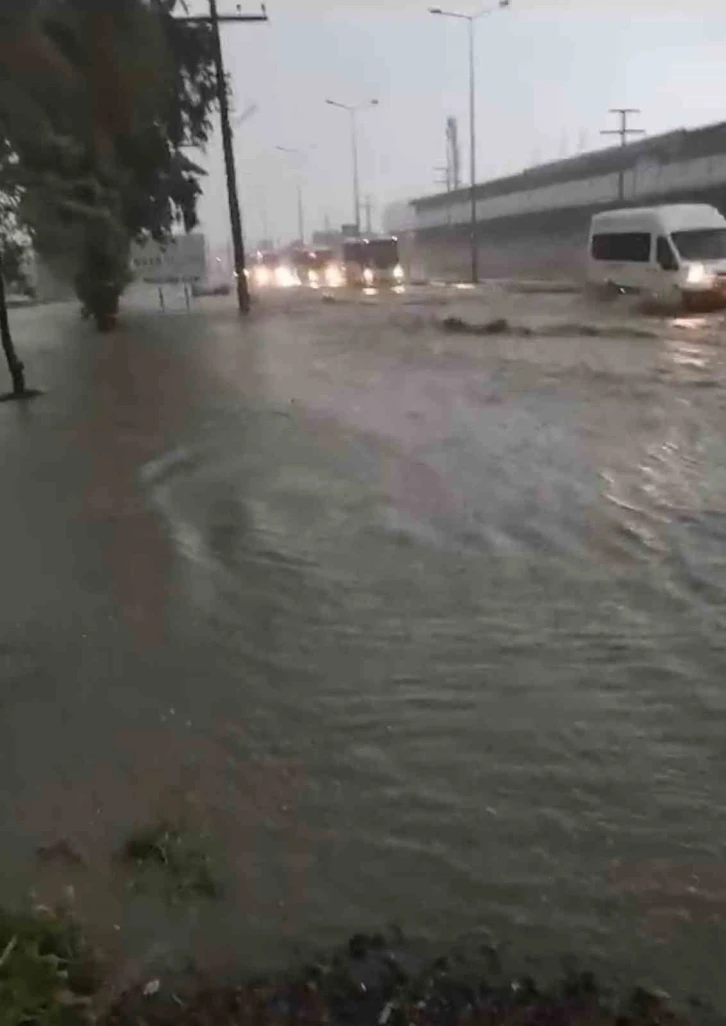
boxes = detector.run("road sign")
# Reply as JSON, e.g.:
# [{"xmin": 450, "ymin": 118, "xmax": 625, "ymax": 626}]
[{"xmin": 131, "ymin": 234, "xmax": 206, "ymax": 285}]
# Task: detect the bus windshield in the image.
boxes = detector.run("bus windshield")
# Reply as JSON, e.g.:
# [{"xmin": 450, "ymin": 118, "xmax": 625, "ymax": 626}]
[
  {"xmin": 366, "ymin": 239, "xmax": 399, "ymax": 269},
  {"xmin": 343, "ymin": 241, "xmax": 365, "ymax": 263},
  {"xmin": 671, "ymin": 229, "xmax": 726, "ymax": 261}
]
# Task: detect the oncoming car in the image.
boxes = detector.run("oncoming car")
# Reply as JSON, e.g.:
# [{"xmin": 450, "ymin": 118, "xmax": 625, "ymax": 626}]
[
  {"xmin": 251, "ymin": 251, "xmax": 299, "ymax": 289},
  {"xmin": 291, "ymin": 248, "xmax": 342, "ymax": 287}
]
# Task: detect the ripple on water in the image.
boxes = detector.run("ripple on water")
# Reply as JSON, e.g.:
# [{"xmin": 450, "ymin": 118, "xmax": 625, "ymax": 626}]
[{"xmin": 133, "ymin": 338, "xmax": 726, "ymax": 1004}]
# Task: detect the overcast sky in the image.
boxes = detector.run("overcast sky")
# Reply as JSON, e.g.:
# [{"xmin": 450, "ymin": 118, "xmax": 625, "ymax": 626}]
[{"xmin": 190, "ymin": 0, "xmax": 726, "ymax": 250}]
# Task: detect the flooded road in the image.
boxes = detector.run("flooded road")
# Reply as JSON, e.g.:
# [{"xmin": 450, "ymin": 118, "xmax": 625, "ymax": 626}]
[{"xmin": 2, "ymin": 287, "xmax": 726, "ymax": 1005}]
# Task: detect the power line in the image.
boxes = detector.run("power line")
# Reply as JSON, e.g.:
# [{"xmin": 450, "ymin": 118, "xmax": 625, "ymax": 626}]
[{"xmin": 601, "ymin": 107, "xmax": 645, "ymax": 202}]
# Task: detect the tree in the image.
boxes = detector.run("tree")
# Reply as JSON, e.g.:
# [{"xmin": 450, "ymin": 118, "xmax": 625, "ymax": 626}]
[
  {"xmin": 0, "ymin": 245, "xmax": 29, "ymax": 399},
  {"xmin": 2, "ymin": 0, "xmax": 219, "ymax": 332},
  {"xmin": 36, "ymin": 0, "xmax": 218, "ymax": 328},
  {"xmin": 0, "ymin": 1, "xmax": 67, "ymax": 398}
]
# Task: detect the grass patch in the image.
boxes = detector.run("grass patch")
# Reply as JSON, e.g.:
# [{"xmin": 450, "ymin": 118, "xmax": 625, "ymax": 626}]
[
  {"xmin": 0, "ymin": 907, "xmax": 98, "ymax": 1026},
  {"xmin": 121, "ymin": 824, "xmax": 220, "ymax": 903}
]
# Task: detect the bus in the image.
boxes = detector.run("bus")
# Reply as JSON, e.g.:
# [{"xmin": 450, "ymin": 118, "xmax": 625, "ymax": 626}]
[
  {"xmin": 339, "ymin": 236, "xmax": 404, "ymax": 287},
  {"xmin": 361, "ymin": 236, "xmax": 404, "ymax": 287}
]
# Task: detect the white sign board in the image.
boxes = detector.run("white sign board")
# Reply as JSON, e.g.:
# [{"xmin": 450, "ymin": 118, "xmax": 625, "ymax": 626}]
[{"xmin": 131, "ymin": 234, "xmax": 206, "ymax": 285}]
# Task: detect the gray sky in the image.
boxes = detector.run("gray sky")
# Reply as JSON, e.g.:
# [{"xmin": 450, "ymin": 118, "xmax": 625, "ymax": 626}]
[{"xmin": 191, "ymin": 0, "xmax": 726, "ymax": 250}]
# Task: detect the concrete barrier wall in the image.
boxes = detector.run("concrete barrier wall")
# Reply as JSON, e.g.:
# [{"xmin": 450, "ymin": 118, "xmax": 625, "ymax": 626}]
[
  {"xmin": 416, "ymin": 153, "xmax": 726, "ymax": 230},
  {"xmin": 415, "ymin": 230, "xmax": 587, "ymax": 283},
  {"xmin": 411, "ymin": 183, "xmax": 726, "ymax": 283},
  {"xmin": 414, "ymin": 208, "xmax": 591, "ymax": 282}
]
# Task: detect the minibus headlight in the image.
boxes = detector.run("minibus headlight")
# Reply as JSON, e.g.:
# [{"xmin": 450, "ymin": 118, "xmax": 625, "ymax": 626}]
[{"xmin": 686, "ymin": 262, "xmax": 710, "ymax": 285}]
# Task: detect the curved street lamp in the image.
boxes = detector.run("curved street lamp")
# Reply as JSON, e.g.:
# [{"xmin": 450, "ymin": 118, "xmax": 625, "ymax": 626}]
[
  {"xmin": 325, "ymin": 98, "xmax": 379, "ymax": 234},
  {"xmin": 275, "ymin": 144, "xmax": 316, "ymax": 245},
  {"xmin": 429, "ymin": 1, "xmax": 510, "ymax": 283}
]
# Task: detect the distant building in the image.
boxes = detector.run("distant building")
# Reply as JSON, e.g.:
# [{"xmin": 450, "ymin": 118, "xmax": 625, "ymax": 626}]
[
  {"xmin": 30, "ymin": 232, "xmax": 209, "ymax": 304},
  {"xmin": 311, "ymin": 230, "xmax": 342, "ymax": 248}
]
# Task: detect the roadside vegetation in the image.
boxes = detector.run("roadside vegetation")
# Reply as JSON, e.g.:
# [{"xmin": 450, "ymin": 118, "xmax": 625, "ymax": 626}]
[
  {"xmin": 0, "ymin": 909, "xmax": 700, "ymax": 1026},
  {"xmin": 121, "ymin": 823, "xmax": 221, "ymax": 904},
  {"xmin": 0, "ymin": 0, "xmax": 219, "ymax": 394},
  {"xmin": 0, "ymin": 906, "xmax": 98, "ymax": 1026}
]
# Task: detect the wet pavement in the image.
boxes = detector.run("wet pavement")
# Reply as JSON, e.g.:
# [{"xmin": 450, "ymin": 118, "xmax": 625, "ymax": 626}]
[{"xmin": 2, "ymin": 286, "xmax": 726, "ymax": 1005}]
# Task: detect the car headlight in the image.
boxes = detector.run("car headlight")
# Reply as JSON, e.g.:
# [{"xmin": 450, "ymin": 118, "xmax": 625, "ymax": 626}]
[
  {"xmin": 686, "ymin": 262, "xmax": 712, "ymax": 285},
  {"xmin": 363, "ymin": 268, "xmax": 374, "ymax": 285},
  {"xmin": 325, "ymin": 264, "xmax": 344, "ymax": 288},
  {"xmin": 308, "ymin": 269, "xmax": 319, "ymax": 285},
  {"xmin": 275, "ymin": 266, "xmax": 298, "ymax": 288},
  {"xmin": 254, "ymin": 266, "xmax": 270, "ymax": 286},
  {"xmin": 393, "ymin": 264, "xmax": 404, "ymax": 281}
]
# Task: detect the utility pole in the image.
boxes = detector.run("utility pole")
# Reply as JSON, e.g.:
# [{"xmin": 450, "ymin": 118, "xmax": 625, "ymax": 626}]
[
  {"xmin": 177, "ymin": 1, "xmax": 268, "ymax": 314},
  {"xmin": 434, "ymin": 166, "xmax": 449, "ymax": 191},
  {"xmin": 601, "ymin": 108, "xmax": 645, "ymax": 202},
  {"xmin": 363, "ymin": 196, "xmax": 373, "ymax": 235},
  {"xmin": 296, "ymin": 182, "xmax": 305, "ymax": 245},
  {"xmin": 436, "ymin": 118, "xmax": 461, "ymax": 193},
  {"xmin": 446, "ymin": 116, "xmax": 461, "ymax": 191}
]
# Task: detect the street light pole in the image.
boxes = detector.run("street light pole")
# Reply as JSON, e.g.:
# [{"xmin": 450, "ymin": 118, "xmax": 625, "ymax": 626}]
[
  {"xmin": 276, "ymin": 145, "xmax": 315, "ymax": 245},
  {"xmin": 429, "ymin": 2, "xmax": 510, "ymax": 284},
  {"xmin": 468, "ymin": 15, "xmax": 477, "ymax": 284},
  {"xmin": 298, "ymin": 182, "xmax": 306, "ymax": 244},
  {"xmin": 351, "ymin": 107, "xmax": 360, "ymax": 234},
  {"xmin": 326, "ymin": 99, "xmax": 379, "ymax": 234},
  {"xmin": 177, "ymin": 1, "xmax": 268, "ymax": 314}
]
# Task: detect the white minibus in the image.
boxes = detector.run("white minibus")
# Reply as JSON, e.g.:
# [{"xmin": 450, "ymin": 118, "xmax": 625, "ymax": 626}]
[{"xmin": 587, "ymin": 204, "xmax": 726, "ymax": 306}]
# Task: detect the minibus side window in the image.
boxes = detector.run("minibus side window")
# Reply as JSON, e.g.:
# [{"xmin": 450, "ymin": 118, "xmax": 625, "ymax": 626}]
[
  {"xmin": 656, "ymin": 236, "xmax": 678, "ymax": 272},
  {"xmin": 591, "ymin": 232, "xmax": 650, "ymax": 262}
]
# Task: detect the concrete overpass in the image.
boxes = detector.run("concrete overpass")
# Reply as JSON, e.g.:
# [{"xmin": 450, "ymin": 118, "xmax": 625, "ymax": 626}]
[{"xmin": 385, "ymin": 119, "xmax": 726, "ymax": 282}]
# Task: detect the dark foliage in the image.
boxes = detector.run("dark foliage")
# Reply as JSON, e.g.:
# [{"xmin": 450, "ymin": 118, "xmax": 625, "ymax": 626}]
[{"xmin": 0, "ymin": 0, "xmax": 219, "ymax": 330}]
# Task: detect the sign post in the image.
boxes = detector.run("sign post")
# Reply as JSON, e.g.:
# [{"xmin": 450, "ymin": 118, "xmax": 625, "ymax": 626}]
[{"xmin": 131, "ymin": 235, "xmax": 206, "ymax": 310}]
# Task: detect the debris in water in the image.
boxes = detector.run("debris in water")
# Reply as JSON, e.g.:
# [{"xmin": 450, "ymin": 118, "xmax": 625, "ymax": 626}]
[
  {"xmin": 378, "ymin": 1000, "xmax": 394, "ymax": 1023},
  {"xmin": 441, "ymin": 315, "xmax": 510, "ymax": 335},
  {"xmin": 36, "ymin": 839, "xmax": 86, "ymax": 868}
]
